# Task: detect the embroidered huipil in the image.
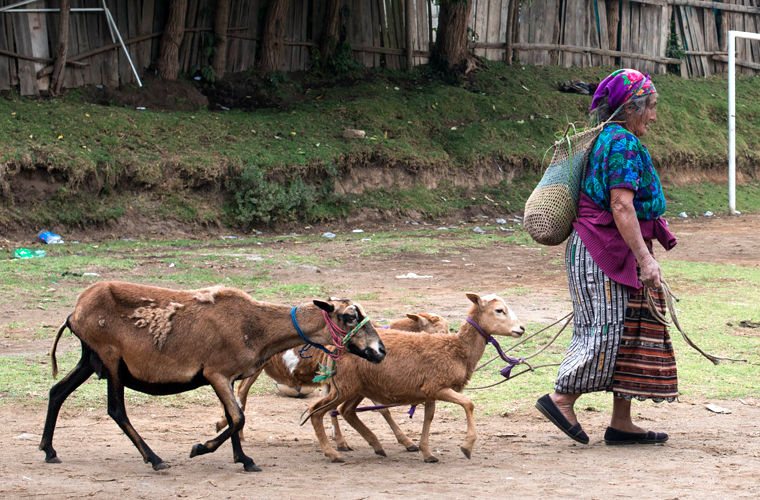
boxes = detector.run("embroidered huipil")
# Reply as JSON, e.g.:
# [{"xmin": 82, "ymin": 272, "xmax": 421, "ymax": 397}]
[{"xmin": 572, "ymin": 123, "xmax": 676, "ymax": 290}]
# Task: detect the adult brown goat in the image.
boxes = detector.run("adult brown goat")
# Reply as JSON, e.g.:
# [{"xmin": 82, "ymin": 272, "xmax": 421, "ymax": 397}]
[
  {"xmin": 214, "ymin": 312, "xmax": 449, "ymax": 450},
  {"xmin": 39, "ymin": 282, "xmax": 385, "ymax": 472},
  {"xmin": 308, "ymin": 292, "xmax": 524, "ymax": 463}
]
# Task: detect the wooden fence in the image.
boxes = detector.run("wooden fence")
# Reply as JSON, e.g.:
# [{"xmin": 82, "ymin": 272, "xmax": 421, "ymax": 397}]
[{"xmin": 0, "ymin": 0, "xmax": 759, "ymax": 95}]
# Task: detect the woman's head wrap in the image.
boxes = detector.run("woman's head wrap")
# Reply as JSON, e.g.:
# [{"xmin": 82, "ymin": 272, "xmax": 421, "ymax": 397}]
[{"xmin": 589, "ymin": 69, "xmax": 656, "ymax": 111}]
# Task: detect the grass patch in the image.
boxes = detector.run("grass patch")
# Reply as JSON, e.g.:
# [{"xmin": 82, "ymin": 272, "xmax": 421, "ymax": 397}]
[
  {"xmin": 2, "ymin": 64, "xmax": 759, "ymax": 229},
  {"xmin": 666, "ymin": 181, "xmax": 760, "ymax": 216}
]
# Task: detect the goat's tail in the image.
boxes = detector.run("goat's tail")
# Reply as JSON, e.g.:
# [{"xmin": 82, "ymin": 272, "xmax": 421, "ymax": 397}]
[{"xmin": 50, "ymin": 316, "xmax": 71, "ymax": 379}]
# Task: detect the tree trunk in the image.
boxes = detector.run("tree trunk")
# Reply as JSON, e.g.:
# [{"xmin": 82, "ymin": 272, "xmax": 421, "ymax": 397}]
[
  {"xmin": 50, "ymin": 0, "xmax": 70, "ymax": 95},
  {"xmin": 157, "ymin": 0, "xmax": 188, "ymax": 80},
  {"xmin": 432, "ymin": 0, "xmax": 475, "ymax": 73},
  {"xmin": 258, "ymin": 0, "xmax": 289, "ymax": 73},
  {"xmin": 319, "ymin": 0, "xmax": 340, "ymax": 63},
  {"xmin": 213, "ymin": 0, "xmax": 230, "ymax": 80}
]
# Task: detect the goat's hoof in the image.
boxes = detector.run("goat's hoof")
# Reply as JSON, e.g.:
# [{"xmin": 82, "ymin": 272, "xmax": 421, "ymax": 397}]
[
  {"xmin": 374, "ymin": 449, "xmax": 387, "ymax": 457},
  {"xmin": 330, "ymin": 456, "xmax": 345, "ymax": 463},
  {"xmin": 460, "ymin": 446, "xmax": 472, "ymax": 459},
  {"xmin": 424, "ymin": 455, "xmax": 439, "ymax": 463},
  {"xmin": 243, "ymin": 462, "xmax": 262, "ymax": 472},
  {"xmin": 152, "ymin": 461, "xmax": 170, "ymax": 471},
  {"xmin": 45, "ymin": 456, "xmax": 62, "ymax": 464},
  {"xmin": 189, "ymin": 444, "xmax": 206, "ymax": 458},
  {"xmin": 337, "ymin": 445, "xmax": 352, "ymax": 452},
  {"xmin": 406, "ymin": 445, "xmax": 420, "ymax": 452}
]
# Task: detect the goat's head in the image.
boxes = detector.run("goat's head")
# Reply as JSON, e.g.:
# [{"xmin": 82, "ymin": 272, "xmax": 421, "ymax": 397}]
[
  {"xmin": 313, "ymin": 298, "xmax": 386, "ymax": 363},
  {"xmin": 407, "ymin": 313, "xmax": 450, "ymax": 334},
  {"xmin": 465, "ymin": 292, "xmax": 525, "ymax": 338}
]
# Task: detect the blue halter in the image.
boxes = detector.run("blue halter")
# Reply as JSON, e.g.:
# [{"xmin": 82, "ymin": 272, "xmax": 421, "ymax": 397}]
[{"xmin": 291, "ymin": 306, "xmax": 334, "ymax": 359}]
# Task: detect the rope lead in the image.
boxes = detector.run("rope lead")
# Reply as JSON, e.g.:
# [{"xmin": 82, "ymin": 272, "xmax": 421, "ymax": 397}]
[{"xmin": 645, "ymin": 280, "xmax": 747, "ymax": 365}]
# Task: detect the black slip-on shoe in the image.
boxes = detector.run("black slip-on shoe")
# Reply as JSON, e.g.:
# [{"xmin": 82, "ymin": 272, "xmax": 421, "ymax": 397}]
[
  {"xmin": 535, "ymin": 394, "xmax": 589, "ymax": 445},
  {"xmin": 604, "ymin": 426, "xmax": 668, "ymax": 445}
]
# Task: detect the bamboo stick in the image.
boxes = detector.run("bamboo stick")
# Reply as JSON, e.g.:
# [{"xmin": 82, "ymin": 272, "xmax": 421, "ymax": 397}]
[
  {"xmin": 632, "ymin": 0, "xmax": 760, "ymax": 15},
  {"xmin": 510, "ymin": 42, "xmax": 682, "ymax": 63},
  {"xmin": 713, "ymin": 53, "xmax": 760, "ymax": 70}
]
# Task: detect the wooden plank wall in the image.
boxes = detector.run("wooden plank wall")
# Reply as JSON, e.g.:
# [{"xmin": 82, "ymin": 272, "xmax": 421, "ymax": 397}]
[
  {"xmin": 517, "ymin": 0, "xmax": 558, "ymax": 65},
  {"xmin": 618, "ymin": 0, "xmax": 668, "ymax": 74},
  {"xmin": 472, "ymin": 0, "xmax": 508, "ymax": 60},
  {"xmin": 3, "ymin": 0, "xmax": 760, "ymax": 94}
]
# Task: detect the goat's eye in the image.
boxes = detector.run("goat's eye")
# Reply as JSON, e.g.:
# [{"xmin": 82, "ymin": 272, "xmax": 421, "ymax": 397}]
[{"xmin": 495, "ymin": 309, "xmax": 504, "ymax": 314}]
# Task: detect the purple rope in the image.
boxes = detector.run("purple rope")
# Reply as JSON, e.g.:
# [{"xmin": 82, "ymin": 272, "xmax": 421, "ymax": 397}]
[
  {"xmin": 330, "ymin": 404, "xmax": 417, "ymax": 419},
  {"xmin": 466, "ymin": 317, "xmax": 524, "ymax": 379}
]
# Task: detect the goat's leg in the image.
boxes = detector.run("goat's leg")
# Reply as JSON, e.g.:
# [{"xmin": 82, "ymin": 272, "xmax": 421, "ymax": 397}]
[
  {"xmin": 191, "ymin": 374, "xmax": 259, "ymax": 472},
  {"xmin": 215, "ymin": 368, "xmax": 261, "ymax": 441},
  {"xmin": 418, "ymin": 401, "xmax": 438, "ymax": 463},
  {"xmin": 376, "ymin": 401, "xmax": 419, "ymax": 452},
  {"xmin": 330, "ymin": 399, "xmax": 353, "ymax": 451},
  {"xmin": 436, "ymin": 388, "xmax": 476, "ymax": 459},
  {"xmin": 308, "ymin": 392, "xmax": 345, "ymax": 463},
  {"xmin": 39, "ymin": 351, "xmax": 94, "ymax": 464},
  {"xmin": 106, "ymin": 373, "xmax": 167, "ymax": 470},
  {"xmin": 339, "ymin": 397, "xmax": 387, "ymax": 457}
]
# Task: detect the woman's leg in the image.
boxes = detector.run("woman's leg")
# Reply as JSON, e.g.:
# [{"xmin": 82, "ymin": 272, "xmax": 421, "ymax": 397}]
[
  {"xmin": 550, "ymin": 392, "xmax": 582, "ymax": 425},
  {"xmin": 610, "ymin": 396, "xmax": 645, "ymax": 433},
  {"xmin": 549, "ymin": 231, "xmax": 628, "ymax": 424}
]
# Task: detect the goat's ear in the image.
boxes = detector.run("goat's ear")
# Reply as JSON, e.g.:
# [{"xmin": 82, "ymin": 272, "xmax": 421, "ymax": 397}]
[
  {"xmin": 313, "ymin": 300, "xmax": 335, "ymax": 313},
  {"xmin": 465, "ymin": 292, "xmax": 482, "ymax": 307},
  {"xmin": 407, "ymin": 313, "xmax": 427, "ymax": 326}
]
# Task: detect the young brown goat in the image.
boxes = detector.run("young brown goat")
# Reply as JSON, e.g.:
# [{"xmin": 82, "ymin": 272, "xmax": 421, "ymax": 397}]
[
  {"xmin": 40, "ymin": 282, "xmax": 385, "ymax": 472},
  {"xmin": 215, "ymin": 312, "xmax": 449, "ymax": 450},
  {"xmin": 308, "ymin": 293, "xmax": 524, "ymax": 463}
]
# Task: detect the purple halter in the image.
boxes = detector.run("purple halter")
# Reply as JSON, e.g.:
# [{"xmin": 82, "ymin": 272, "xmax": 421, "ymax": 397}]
[{"xmin": 466, "ymin": 317, "xmax": 524, "ymax": 379}]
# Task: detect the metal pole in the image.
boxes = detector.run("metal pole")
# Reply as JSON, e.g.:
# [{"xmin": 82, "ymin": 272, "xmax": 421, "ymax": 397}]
[
  {"xmin": 728, "ymin": 31, "xmax": 736, "ymax": 214},
  {"xmin": 102, "ymin": 0, "xmax": 116, "ymax": 43},
  {"xmin": 104, "ymin": 7, "xmax": 142, "ymax": 87},
  {"xmin": 1, "ymin": 8, "xmax": 105, "ymax": 12},
  {"xmin": 0, "ymin": 0, "xmax": 39, "ymax": 12},
  {"xmin": 727, "ymin": 30, "xmax": 760, "ymax": 215}
]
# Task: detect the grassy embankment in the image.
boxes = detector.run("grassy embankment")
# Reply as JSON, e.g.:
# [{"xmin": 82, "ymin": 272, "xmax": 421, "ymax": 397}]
[{"xmin": 1, "ymin": 63, "xmax": 760, "ymax": 231}]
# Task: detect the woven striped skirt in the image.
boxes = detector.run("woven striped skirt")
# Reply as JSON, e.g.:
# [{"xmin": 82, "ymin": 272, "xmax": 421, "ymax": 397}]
[{"xmin": 556, "ymin": 230, "xmax": 678, "ymax": 401}]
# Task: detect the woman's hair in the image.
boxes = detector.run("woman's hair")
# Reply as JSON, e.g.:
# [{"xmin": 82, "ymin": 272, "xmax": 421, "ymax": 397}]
[{"xmin": 590, "ymin": 93, "xmax": 654, "ymax": 126}]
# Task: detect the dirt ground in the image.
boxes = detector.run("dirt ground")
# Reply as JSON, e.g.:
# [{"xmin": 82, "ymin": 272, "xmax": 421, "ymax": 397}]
[{"xmin": 2, "ymin": 213, "xmax": 759, "ymax": 499}]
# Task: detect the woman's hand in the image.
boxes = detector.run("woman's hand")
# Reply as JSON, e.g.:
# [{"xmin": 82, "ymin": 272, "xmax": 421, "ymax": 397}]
[
  {"xmin": 610, "ymin": 188, "xmax": 662, "ymax": 289},
  {"xmin": 637, "ymin": 253, "xmax": 662, "ymax": 289}
]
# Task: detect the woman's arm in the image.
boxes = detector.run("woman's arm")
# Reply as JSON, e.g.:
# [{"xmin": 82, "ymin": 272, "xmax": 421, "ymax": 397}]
[{"xmin": 610, "ymin": 188, "xmax": 662, "ymax": 288}]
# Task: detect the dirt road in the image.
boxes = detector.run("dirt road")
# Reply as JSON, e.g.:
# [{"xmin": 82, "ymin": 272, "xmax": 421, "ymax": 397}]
[{"xmin": 2, "ymin": 213, "xmax": 759, "ymax": 499}]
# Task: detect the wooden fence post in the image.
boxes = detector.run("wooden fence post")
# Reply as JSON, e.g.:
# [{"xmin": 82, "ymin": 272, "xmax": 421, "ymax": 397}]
[
  {"xmin": 51, "ymin": 0, "xmax": 71, "ymax": 95},
  {"xmin": 213, "ymin": 0, "xmax": 230, "ymax": 80},
  {"xmin": 406, "ymin": 0, "xmax": 414, "ymax": 69}
]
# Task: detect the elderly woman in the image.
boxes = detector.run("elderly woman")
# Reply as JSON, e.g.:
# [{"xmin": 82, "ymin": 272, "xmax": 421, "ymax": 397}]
[{"xmin": 536, "ymin": 69, "xmax": 677, "ymax": 445}]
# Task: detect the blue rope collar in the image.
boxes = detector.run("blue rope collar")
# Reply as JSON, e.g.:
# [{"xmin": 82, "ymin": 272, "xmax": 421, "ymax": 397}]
[{"xmin": 291, "ymin": 306, "xmax": 334, "ymax": 358}]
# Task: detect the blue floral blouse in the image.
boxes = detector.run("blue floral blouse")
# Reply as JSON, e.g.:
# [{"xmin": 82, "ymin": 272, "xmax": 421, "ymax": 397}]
[{"xmin": 582, "ymin": 123, "xmax": 666, "ymax": 220}]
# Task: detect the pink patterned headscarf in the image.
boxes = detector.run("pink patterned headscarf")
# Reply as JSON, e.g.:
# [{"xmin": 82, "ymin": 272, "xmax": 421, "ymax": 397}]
[{"xmin": 589, "ymin": 69, "xmax": 657, "ymax": 111}]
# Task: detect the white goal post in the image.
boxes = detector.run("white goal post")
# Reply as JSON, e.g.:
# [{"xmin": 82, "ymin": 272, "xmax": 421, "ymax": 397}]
[{"xmin": 728, "ymin": 30, "xmax": 760, "ymax": 215}]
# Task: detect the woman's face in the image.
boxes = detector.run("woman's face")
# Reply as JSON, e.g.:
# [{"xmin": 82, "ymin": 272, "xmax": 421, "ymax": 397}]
[{"xmin": 625, "ymin": 93, "xmax": 658, "ymax": 137}]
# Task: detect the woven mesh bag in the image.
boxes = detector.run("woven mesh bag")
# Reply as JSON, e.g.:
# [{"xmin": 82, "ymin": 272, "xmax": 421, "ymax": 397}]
[{"xmin": 524, "ymin": 124, "xmax": 604, "ymax": 246}]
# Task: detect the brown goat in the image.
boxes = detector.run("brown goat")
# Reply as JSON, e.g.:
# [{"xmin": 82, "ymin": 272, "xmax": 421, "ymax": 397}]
[
  {"xmin": 308, "ymin": 293, "xmax": 524, "ymax": 463},
  {"xmin": 39, "ymin": 282, "xmax": 385, "ymax": 472},
  {"xmin": 215, "ymin": 312, "xmax": 449, "ymax": 450}
]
